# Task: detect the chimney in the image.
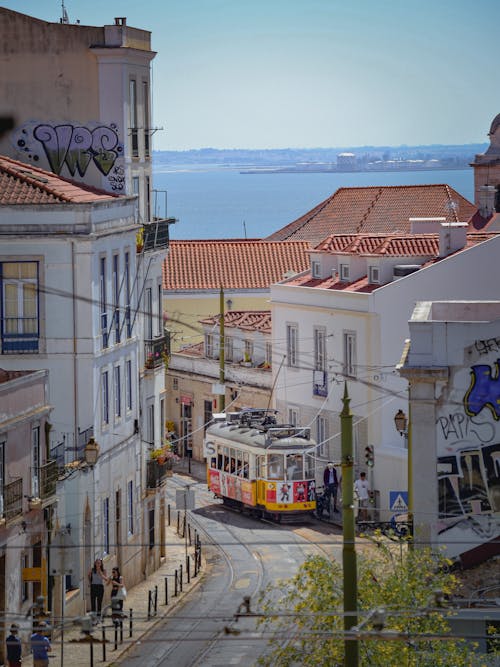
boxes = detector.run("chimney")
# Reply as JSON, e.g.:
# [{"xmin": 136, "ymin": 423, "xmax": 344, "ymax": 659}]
[
  {"xmin": 114, "ymin": 17, "xmax": 127, "ymax": 26},
  {"xmin": 477, "ymin": 185, "xmax": 496, "ymax": 218},
  {"xmin": 438, "ymin": 222, "xmax": 467, "ymax": 258},
  {"xmin": 409, "ymin": 217, "xmax": 446, "ymax": 234}
]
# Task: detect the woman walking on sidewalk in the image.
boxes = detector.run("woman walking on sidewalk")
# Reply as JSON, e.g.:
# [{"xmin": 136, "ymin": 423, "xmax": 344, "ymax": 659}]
[
  {"xmin": 88, "ymin": 558, "xmax": 107, "ymax": 613},
  {"xmin": 108, "ymin": 567, "xmax": 125, "ymax": 609}
]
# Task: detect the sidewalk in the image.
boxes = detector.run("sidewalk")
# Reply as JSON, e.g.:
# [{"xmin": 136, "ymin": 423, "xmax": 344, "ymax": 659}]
[{"xmin": 20, "ymin": 472, "xmax": 207, "ymax": 667}]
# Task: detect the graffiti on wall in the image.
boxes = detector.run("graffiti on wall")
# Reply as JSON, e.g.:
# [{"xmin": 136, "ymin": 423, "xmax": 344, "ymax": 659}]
[
  {"xmin": 436, "ymin": 348, "xmax": 500, "ymax": 548},
  {"xmin": 12, "ymin": 121, "xmax": 124, "ymax": 189}
]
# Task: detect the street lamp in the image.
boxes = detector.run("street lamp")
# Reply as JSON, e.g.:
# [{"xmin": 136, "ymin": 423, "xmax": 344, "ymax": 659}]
[
  {"xmin": 84, "ymin": 437, "xmax": 100, "ymax": 466},
  {"xmin": 394, "ymin": 409, "xmax": 412, "ymax": 540}
]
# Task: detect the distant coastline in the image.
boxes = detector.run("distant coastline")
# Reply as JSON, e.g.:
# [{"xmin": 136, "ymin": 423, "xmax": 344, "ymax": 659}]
[{"xmin": 239, "ymin": 164, "xmax": 469, "ymax": 175}]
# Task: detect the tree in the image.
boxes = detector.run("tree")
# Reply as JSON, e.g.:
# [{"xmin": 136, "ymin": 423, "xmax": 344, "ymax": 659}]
[{"xmin": 257, "ymin": 544, "xmax": 498, "ymax": 667}]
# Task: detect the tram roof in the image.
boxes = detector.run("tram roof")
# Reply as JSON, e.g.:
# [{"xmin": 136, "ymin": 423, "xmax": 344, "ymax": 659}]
[{"xmin": 206, "ymin": 420, "xmax": 315, "ymax": 452}]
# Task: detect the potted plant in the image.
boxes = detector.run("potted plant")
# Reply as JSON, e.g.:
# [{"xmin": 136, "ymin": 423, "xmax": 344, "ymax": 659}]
[
  {"xmin": 150, "ymin": 448, "xmax": 166, "ymax": 464},
  {"xmin": 242, "ymin": 351, "xmax": 252, "ymax": 367},
  {"xmin": 136, "ymin": 228, "xmax": 144, "ymax": 253}
]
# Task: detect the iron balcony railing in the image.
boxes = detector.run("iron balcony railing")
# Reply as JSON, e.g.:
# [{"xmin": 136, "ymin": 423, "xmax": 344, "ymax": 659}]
[
  {"xmin": 4, "ymin": 477, "xmax": 23, "ymax": 521},
  {"xmin": 144, "ymin": 334, "xmax": 170, "ymax": 370},
  {"xmin": 146, "ymin": 459, "xmax": 169, "ymax": 489},
  {"xmin": 1, "ymin": 317, "xmax": 39, "ymax": 354},
  {"xmin": 40, "ymin": 460, "xmax": 58, "ymax": 499},
  {"xmin": 142, "ymin": 218, "xmax": 175, "ymax": 252}
]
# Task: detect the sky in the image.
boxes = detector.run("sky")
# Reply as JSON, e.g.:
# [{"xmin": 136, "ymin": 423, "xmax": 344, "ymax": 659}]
[{"xmin": 2, "ymin": 0, "xmax": 500, "ymax": 150}]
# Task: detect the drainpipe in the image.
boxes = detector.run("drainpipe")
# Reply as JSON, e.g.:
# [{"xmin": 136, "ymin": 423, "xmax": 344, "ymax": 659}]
[{"xmin": 219, "ymin": 287, "xmax": 225, "ymax": 413}]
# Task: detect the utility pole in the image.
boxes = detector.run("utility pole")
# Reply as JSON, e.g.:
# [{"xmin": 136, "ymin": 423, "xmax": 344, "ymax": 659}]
[
  {"xmin": 341, "ymin": 383, "xmax": 358, "ymax": 666},
  {"xmin": 219, "ymin": 287, "xmax": 225, "ymax": 413}
]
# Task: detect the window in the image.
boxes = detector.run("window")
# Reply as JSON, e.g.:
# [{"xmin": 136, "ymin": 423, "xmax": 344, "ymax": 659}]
[
  {"xmin": 100, "ymin": 257, "xmax": 108, "ymax": 348},
  {"xmin": 369, "ymin": 266, "xmax": 380, "ymax": 284},
  {"xmin": 31, "ymin": 426, "xmax": 40, "ymax": 498},
  {"xmin": 316, "ymin": 415, "xmax": 327, "ymax": 457},
  {"xmin": 205, "ymin": 333, "xmax": 215, "ymax": 358},
  {"xmin": 312, "ymin": 260, "xmax": 321, "ymax": 278},
  {"xmin": 145, "ymin": 175, "xmax": 151, "ymax": 222},
  {"xmin": 114, "ymin": 365, "xmax": 121, "ymax": 418},
  {"xmin": 22, "ymin": 554, "xmax": 29, "ymax": 601},
  {"xmin": 286, "ymin": 324, "xmax": 298, "ymax": 368},
  {"xmin": 148, "ymin": 404, "xmax": 155, "ymax": 446},
  {"xmin": 124, "ymin": 251, "xmax": 132, "ymax": 338},
  {"xmin": 112, "ymin": 254, "xmax": 120, "ymax": 344},
  {"xmin": 160, "ymin": 398, "xmax": 165, "ymax": 441},
  {"xmin": 340, "ymin": 264, "xmax": 350, "ymax": 281},
  {"xmin": 244, "ymin": 340, "xmax": 253, "ymax": 362},
  {"xmin": 204, "ymin": 400, "xmax": 213, "ymax": 434},
  {"xmin": 314, "ymin": 327, "xmax": 326, "ymax": 371},
  {"xmin": 344, "ymin": 331, "xmax": 357, "ymax": 378},
  {"xmin": 127, "ymin": 480, "xmax": 134, "ymax": 535},
  {"xmin": 265, "ymin": 341, "xmax": 272, "ymax": 365},
  {"xmin": 126, "ymin": 360, "xmax": 133, "ymax": 411},
  {"xmin": 132, "ymin": 177, "xmax": 140, "ymax": 222},
  {"xmin": 225, "ymin": 336, "xmax": 233, "ymax": 362},
  {"xmin": 145, "ymin": 287, "xmax": 153, "ymax": 340},
  {"xmin": 0, "ymin": 441, "xmax": 4, "ymax": 517},
  {"xmin": 288, "ymin": 408, "xmax": 298, "ymax": 426},
  {"xmin": 143, "ymin": 81, "xmax": 150, "ymax": 158},
  {"xmin": 158, "ymin": 284, "xmax": 163, "ymax": 336},
  {"xmin": 1, "ymin": 261, "xmax": 39, "ymax": 353},
  {"xmin": 103, "ymin": 498, "xmax": 110, "ymax": 554},
  {"xmin": 102, "ymin": 370, "xmax": 109, "ymax": 424},
  {"xmin": 148, "ymin": 507, "xmax": 155, "ymax": 550},
  {"xmin": 129, "ymin": 79, "xmax": 138, "ymax": 157}
]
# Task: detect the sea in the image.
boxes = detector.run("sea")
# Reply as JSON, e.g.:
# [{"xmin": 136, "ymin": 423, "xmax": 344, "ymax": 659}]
[{"xmin": 152, "ymin": 167, "xmax": 474, "ymax": 240}]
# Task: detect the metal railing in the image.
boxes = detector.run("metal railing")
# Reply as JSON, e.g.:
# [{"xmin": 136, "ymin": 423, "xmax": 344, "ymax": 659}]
[
  {"xmin": 146, "ymin": 460, "xmax": 169, "ymax": 489},
  {"xmin": 1, "ymin": 317, "xmax": 39, "ymax": 353},
  {"xmin": 144, "ymin": 334, "xmax": 169, "ymax": 370},
  {"xmin": 313, "ymin": 370, "xmax": 328, "ymax": 397},
  {"xmin": 4, "ymin": 477, "xmax": 23, "ymax": 521},
  {"xmin": 40, "ymin": 460, "xmax": 58, "ymax": 499}
]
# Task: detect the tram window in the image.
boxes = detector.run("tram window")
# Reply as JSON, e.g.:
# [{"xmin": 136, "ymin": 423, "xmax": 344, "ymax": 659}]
[
  {"xmin": 236, "ymin": 454, "xmax": 243, "ymax": 476},
  {"xmin": 224, "ymin": 446, "xmax": 230, "ymax": 472},
  {"xmin": 243, "ymin": 452, "xmax": 249, "ymax": 479},
  {"xmin": 268, "ymin": 454, "xmax": 284, "ymax": 480},
  {"xmin": 257, "ymin": 455, "xmax": 266, "ymax": 479},
  {"xmin": 211, "ymin": 456, "xmax": 217, "ymax": 469},
  {"xmin": 217, "ymin": 449, "xmax": 223, "ymax": 470},
  {"xmin": 287, "ymin": 454, "xmax": 303, "ymax": 480},
  {"xmin": 305, "ymin": 453, "xmax": 315, "ymax": 479}
]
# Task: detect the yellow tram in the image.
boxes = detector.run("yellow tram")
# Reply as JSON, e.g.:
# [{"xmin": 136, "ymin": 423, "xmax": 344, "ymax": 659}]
[{"xmin": 204, "ymin": 409, "xmax": 316, "ymax": 520}]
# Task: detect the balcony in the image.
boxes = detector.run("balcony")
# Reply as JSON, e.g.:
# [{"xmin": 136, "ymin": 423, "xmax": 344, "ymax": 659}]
[
  {"xmin": 144, "ymin": 334, "xmax": 170, "ymax": 370},
  {"xmin": 146, "ymin": 459, "xmax": 169, "ymax": 490},
  {"xmin": 40, "ymin": 460, "xmax": 58, "ymax": 500},
  {"xmin": 313, "ymin": 370, "xmax": 328, "ymax": 397},
  {"xmin": 4, "ymin": 477, "xmax": 23, "ymax": 522},
  {"xmin": 1, "ymin": 317, "xmax": 39, "ymax": 354},
  {"xmin": 141, "ymin": 218, "xmax": 175, "ymax": 252}
]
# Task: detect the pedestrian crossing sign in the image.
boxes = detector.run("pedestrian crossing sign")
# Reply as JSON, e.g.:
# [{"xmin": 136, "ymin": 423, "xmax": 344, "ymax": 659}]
[{"xmin": 389, "ymin": 491, "xmax": 408, "ymax": 513}]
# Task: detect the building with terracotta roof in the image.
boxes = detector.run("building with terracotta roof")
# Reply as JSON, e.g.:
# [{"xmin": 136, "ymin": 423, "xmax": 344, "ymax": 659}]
[
  {"xmin": 162, "ymin": 239, "xmax": 310, "ymax": 351},
  {"xmin": 165, "ymin": 311, "xmax": 272, "ymax": 460},
  {"xmin": 0, "ymin": 156, "xmax": 170, "ymax": 616},
  {"xmin": 0, "ymin": 7, "xmax": 156, "ymax": 225},
  {"xmin": 264, "ymin": 183, "xmax": 477, "ymax": 247},
  {"xmin": 270, "ymin": 221, "xmax": 500, "ymax": 519}
]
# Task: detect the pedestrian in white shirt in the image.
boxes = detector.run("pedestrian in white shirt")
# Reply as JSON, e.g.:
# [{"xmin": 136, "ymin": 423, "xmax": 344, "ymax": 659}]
[{"xmin": 354, "ymin": 471, "xmax": 370, "ymax": 521}]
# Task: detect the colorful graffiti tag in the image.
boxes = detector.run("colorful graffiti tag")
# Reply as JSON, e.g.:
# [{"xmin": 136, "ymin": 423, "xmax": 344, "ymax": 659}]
[
  {"xmin": 436, "ymin": 351, "xmax": 500, "ymax": 555},
  {"xmin": 12, "ymin": 121, "xmax": 124, "ymax": 188}
]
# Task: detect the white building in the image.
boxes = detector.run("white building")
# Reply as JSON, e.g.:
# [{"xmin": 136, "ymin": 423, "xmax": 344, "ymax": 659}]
[
  {"xmin": 271, "ymin": 222, "xmax": 500, "ymax": 519},
  {"xmin": 400, "ymin": 300, "xmax": 500, "ymax": 565},
  {"xmin": 0, "ymin": 155, "xmax": 169, "ymax": 615}
]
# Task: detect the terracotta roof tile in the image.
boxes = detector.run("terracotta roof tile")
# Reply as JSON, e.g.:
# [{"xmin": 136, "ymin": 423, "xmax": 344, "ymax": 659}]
[
  {"xmin": 288, "ymin": 231, "xmax": 499, "ymax": 292},
  {"xmin": 0, "ymin": 155, "xmax": 118, "ymax": 205},
  {"xmin": 163, "ymin": 240, "xmax": 310, "ymax": 290},
  {"xmin": 265, "ymin": 184, "xmax": 477, "ymax": 246},
  {"xmin": 200, "ymin": 310, "xmax": 271, "ymax": 334}
]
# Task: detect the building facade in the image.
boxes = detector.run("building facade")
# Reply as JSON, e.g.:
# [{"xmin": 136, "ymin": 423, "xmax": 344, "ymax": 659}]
[{"xmin": 400, "ymin": 301, "xmax": 500, "ymax": 566}]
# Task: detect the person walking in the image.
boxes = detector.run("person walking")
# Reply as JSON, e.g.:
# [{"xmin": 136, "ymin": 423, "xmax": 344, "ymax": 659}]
[
  {"xmin": 31, "ymin": 622, "xmax": 51, "ymax": 667},
  {"xmin": 88, "ymin": 558, "xmax": 106, "ymax": 613},
  {"xmin": 6, "ymin": 623, "xmax": 22, "ymax": 667},
  {"xmin": 354, "ymin": 471, "xmax": 370, "ymax": 521},
  {"xmin": 323, "ymin": 462, "xmax": 339, "ymax": 513}
]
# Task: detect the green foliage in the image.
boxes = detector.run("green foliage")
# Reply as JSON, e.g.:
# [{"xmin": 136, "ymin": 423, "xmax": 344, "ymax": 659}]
[{"xmin": 257, "ymin": 547, "xmax": 497, "ymax": 667}]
